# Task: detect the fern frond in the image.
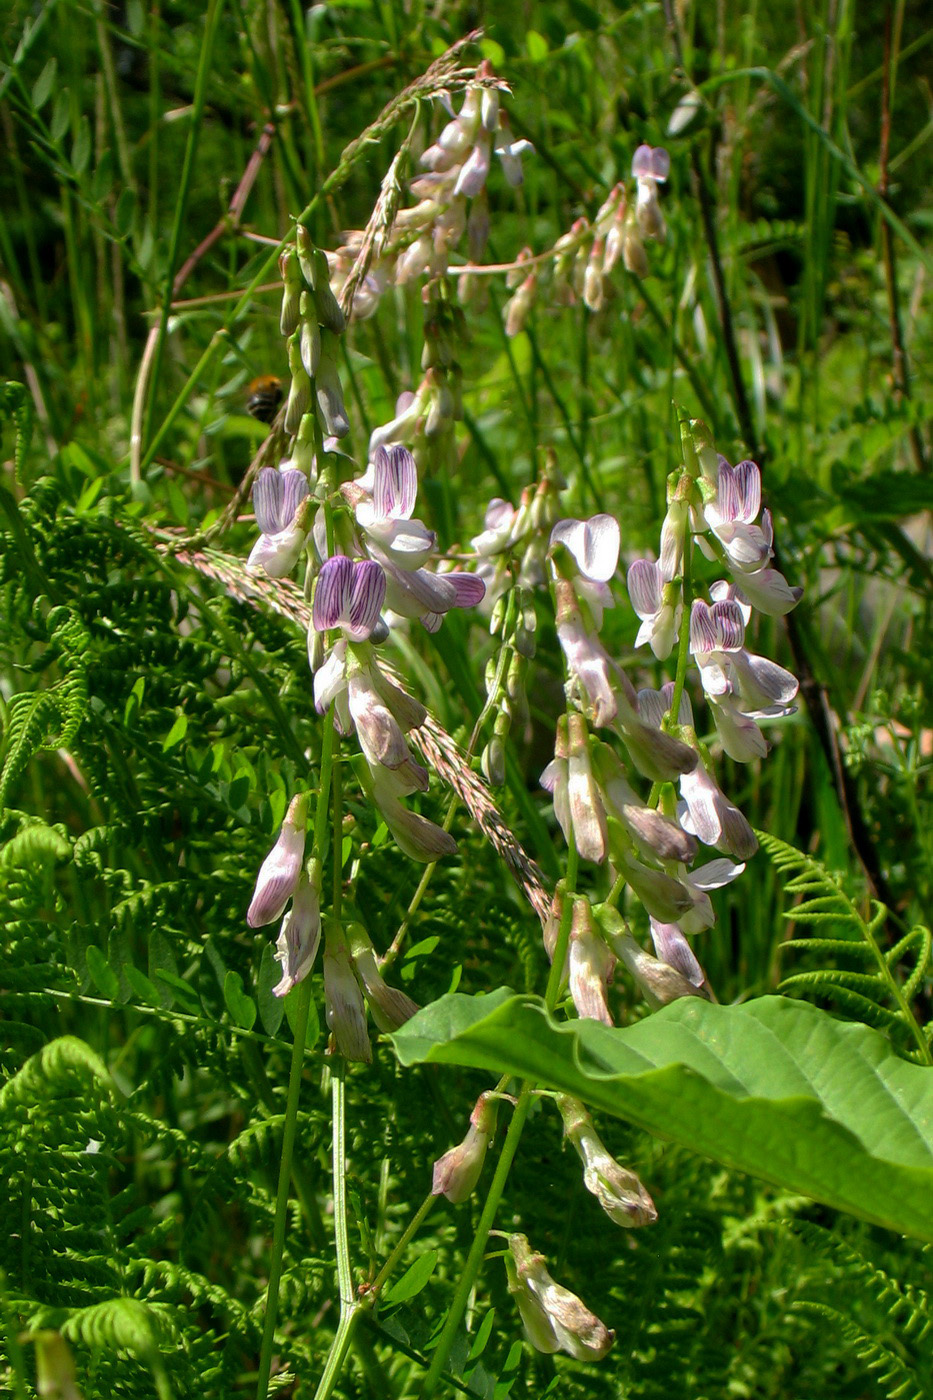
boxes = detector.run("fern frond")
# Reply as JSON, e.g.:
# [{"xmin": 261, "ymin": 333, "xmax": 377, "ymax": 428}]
[{"xmin": 759, "ymin": 831, "xmax": 933, "ymax": 1063}]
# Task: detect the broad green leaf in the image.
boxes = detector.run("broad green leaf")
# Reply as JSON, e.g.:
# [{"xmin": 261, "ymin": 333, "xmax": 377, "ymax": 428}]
[
  {"xmin": 223, "ymin": 970, "xmax": 257, "ymax": 1030},
  {"xmin": 383, "ymin": 1248, "xmax": 438, "ymax": 1304},
  {"xmin": 392, "ymin": 991, "xmax": 933, "ymax": 1241}
]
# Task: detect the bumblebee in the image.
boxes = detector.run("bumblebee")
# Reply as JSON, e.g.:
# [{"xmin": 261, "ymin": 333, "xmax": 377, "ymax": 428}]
[{"xmin": 246, "ymin": 375, "xmax": 284, "ymax": 424}]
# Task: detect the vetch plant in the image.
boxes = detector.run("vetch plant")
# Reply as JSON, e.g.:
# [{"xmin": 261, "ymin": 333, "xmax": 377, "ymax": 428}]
[{"xmin": 4, "ymin": 16, "xmax": 933, "ymax": 1400}]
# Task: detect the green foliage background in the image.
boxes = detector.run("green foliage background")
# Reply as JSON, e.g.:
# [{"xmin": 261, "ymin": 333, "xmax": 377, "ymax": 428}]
[{"xmin": 1, "ymin": 0, "xmax": 932, "ymax": 1396}]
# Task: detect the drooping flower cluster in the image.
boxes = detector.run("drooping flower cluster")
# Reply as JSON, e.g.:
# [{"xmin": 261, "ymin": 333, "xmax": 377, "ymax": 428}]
[
  {"xmin": 328, "ymin": 62, "xmax": 531, "ymax": 323},
  {"xmin": 502, "ymin": 142, "xmax": 672, "ymax": 335},
  {"xmin": 242, "ymin": 229, "xmax": 488, "ymax": 1052},
  {"xmin": 530, "ymin": 419, "xmax": 801, "ymax": 1027}
]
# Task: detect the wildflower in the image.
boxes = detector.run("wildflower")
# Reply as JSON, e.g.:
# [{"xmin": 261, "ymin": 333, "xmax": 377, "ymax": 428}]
[
  {"xmin": 312, "ymin": 555, "xmax": 386, "ymax": 642},
  {"xmin": 372, "ymin": 547, "xmax": 485, "ymax": 631},
  {"xmin": 323, "ymin": 926, "xmax": 372, "ymax": 1063},
  {"xmin": 611, "ymin": 922, "xmax": 709, "ymax": 1006},
  {"xmin": 507, "ymin": 1234, "xmax": 615, "ymax": 1361},
  {"xmin": 550, "ymin": 512, "xmax": 620, "ymax": 626},
  {"xmin": 632, "ymin": 143, "xmax": 669, "ymax": 239},
  {"xmin": 365, "ymin": 762, "xmax": 457, "ymax": 863},
  {"xmin": 541, "ymin": 713, "xmax": 608, "ymax": 863},
  {"xmin": 247, "ymin": 793, "xmax": 309, "ymax": 928},
  {"xmin": 627, "ymin": 558, "xmax": 681, "ymax": 660},
  {"xmin": 247, "ymin": 467, "xmax": 311, "ymax": 578},
  {"xmin": 568, "ymin": 896, "xmax": 615, "ymax": 1024},
  {"xmin": 701, "ymin": 459, "xmax": 771, "ymax": 572},
  {"xmin": 345, "ymin": 922, "xmax": 418, "ymax": 1030},
  {"xmin": 690, "ymin": 599, "xmax": 798, "ymax": 718},
  {"xmin": 592, "ymin": 741, "xmax": 698, "ymax": 865},
  {"xmin": 556, "ymin": 1096, "xmax": 657, "ymax": 1227},
  {"xmin": 346, "ymin": 446, "xmax": 435, "ymax": 569},
  {"xmin": 272, "ymin": 869, "xmax": 321, "ymax": 997},
  {"xmin": 678, "ymin": 759, "xmax": 758, "ymax": 859},
  {"xmin": 649, "ymin": 917, "xmax": 709, "ymax": 992},
  {"xmin": 431, "ymin": 1091, "xmax": 497, "ymax": 1202}
]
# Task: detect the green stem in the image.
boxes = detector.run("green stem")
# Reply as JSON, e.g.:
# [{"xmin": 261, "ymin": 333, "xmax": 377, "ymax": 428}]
[
  {"xmin": 418, "ymin": 1086, "xmax": 534, "ymax": 1400},
  {"xmin": 369, "ymin": 1195, "xmax": 436, "ymax": 1298},
  {"xmin": 331, "ymin": 1059, "xmax": 353, "ymax": 1304},
  {"xmin": 255, "ymin": 722, "xmax": 336, "ymax": 1400},
  {"xmin": 253, "ymin": 975, "xmax": 315, "ymax": 1400}
]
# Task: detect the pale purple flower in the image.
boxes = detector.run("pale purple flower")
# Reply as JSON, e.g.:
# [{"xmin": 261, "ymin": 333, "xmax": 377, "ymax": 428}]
[
  {"xmin": 554, "ymin": 590, "xmax": 618, "ymax": 726},
  {"xmin": 323, "ymin": 933, "xmax": 372, "ymax": 1063},
  {"xmin": 247, "ymin": 468, "xmax": 310, "ymax": 578},
  {"xmin": 346, "ymin": 922, "xmax": 419, "ymax": 1031},
  {"xmin": 247, "ymin": 793, "xmax": 308, "ymax": 928},
  {"xmin": 592, "ymin": 742, "xmax": 697, "ymax": 865},
  {"xmin": 711, "ymin": 568, "xmax": 803, "ymax": 618},
  {"xmin": 690, "ymin": 599, "xmax": 798, "ymax": 717},
  {"xmin": 353, "ymin": 446, "xmax": 435, "ymax": 569},
  {"xmin": 550, "ymin": 514, "xmax": 619, "ymax": 579},
  {"xmin": 432, "ymin": 1092, "xmax": 497, "ymax": 1203},
  {"xmin": 454, "ymin": 136, "xmax": 492, "ymax": 197},
  {"xmin": 649, "ymin": 918, "xmax": 707, "ymax": 991},
  {"xmin": 569, "ymin": 897, "xmax": 615, "ymax": 1024},
  {"xmin": 612, "ymin": 925, "xmax": 708, "ymax": 1007},
  {"xmin": 632, "ymin": 143, "xmax": 669, "ymax": 239},
  {"xmin": 471, "ymin": 497, "xmax": 521, "ymax": 556},
  {"xmin": 702, "ymin": 460, "xmax": 772, "ymax": 572},
  {"xmin": 709, "ymin": 694, "xmax": 770, "ymax": 762},
  {"xmin": 627, "ymin": 558, "xmax": 680, "ymax": 660},
  {"xmin": 367, "ymin": 763, "xmax": 458, "ymax": 863},
  {"xmin": 272, "ymin": 870, "xmax": 321, "ymax": 998},
  {"xmin": 372, "ymin": 546, "xmax": 485, "ymax": 631},
  {"xmin": 678, "ymin": 856, "xmax": 745, "ymax": 934},
  {"xmin": 368, "ymin": 386, "xmax": 428, "ymax": 456},
  {"xmin": 678, "ymin": 760, "xmax": 758, "ymax": 859},
  {"xmin": 494, "ymin": 120, "xmax": 534, "ymax": 186},
  {"xmin": 312, "ymin": 555, "xmax": 386, "ymax": 641},
  {"xmin": 540, "ymin": 714, "xmax": 608, "ymax": 863}
]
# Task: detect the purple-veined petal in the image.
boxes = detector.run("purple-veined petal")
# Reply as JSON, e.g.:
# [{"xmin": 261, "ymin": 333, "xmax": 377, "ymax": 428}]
[
  {"xmin": 346, "ymin": 560, "xmax": 387, "ymax": 641},
  {"xmin": 729, "ymin": 568, "xmax": 803, "ymax": 617},
  {"xmin": 712, "ymin": 599, "xmax": 745, "ymax": 651},
  {"xmin": 421, "ymin": 611, "xmax": 443, "ymax": 633},
  {"xmin": 253, "ymin": 467, "xmax": 286, "ymax": 535},
  {"xmin": 447, "ymin": 572, "xmax": 487, "ymax": 608},
  {"xmin": 733, "ymin": 460, "xmax": 761, "ymax": 520},
  {"xmin": 347, "ymin": 669, "xmax": 410, "ymax": 769},
  {"xmin": 689, "ymin": 600, "xmax": 717, "ymax": 654},
  {"xmin": 313, "ymin": 556, "xmax": 354, "ymax": 632},
  {"xmin": 280, "ymin": 468, "xmax": 311, "ymax": 524},
  {"xmin": 650, "ymin": 919, "xmax": 705, "ymax": 987},
  {"xmin": 373, "ymin": 445, "xmax": 418, "ymax": 520},
  {"xmin": 627, "ymin": 558, "xmax": 662, "ymax": 619},
  {"xmin": 732, "ymin": 650, "xmax": 798, "ymax": 713}
]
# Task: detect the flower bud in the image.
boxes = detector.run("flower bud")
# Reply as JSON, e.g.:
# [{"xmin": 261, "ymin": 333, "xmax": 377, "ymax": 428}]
[
  {"xmin": 316, "ymin": 334, "xmax": 350, "ymax": 438},
  {"xmin": 299, "ymin": 294, "xmax": 321, "ymax": 377},
  {"xmin": 323, "ymin": 925, "xmax": 372, "ymax": 1063},
  {"xmin": 481, "ymin": 735, "xmax": 506, "ymax": 787},
  {"xmin": 556, "ymin": 1095, "xmax": 657, "ymax": 1227},
  {"xmin": 569, "ymin": 896, "xmax": 615, "ymax": 1025},
  {"xmin": 272, "ymin": 867, "xmax": 322, "ymax": 997},
  {"xmin": 247, "ymin": 793, "xmax": 309, "ymax": 927},
  {"xmin": 431, "ymin": 1091, "xmax": 497, "ymax": 1202},
  {"xmin": 346, "ymin": 921, "xmax": 419, "ymax": 1031},
  {"xmin": 507, "ymin": 1233, "xmax": 614, "ymax": 1361}
]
